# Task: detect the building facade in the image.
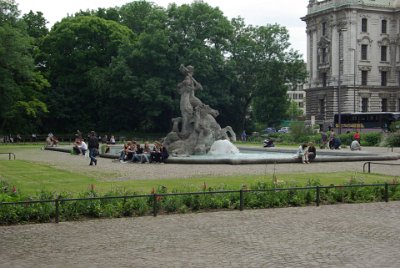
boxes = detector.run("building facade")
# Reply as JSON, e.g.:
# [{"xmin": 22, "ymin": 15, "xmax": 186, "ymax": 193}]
[
  {"xmin": 302, "ymin": 0, "xmax": 400, "ymax": 129},
  {"xmin": 287, "ymin": 84, "xmax": 306, "ymax": 115}
]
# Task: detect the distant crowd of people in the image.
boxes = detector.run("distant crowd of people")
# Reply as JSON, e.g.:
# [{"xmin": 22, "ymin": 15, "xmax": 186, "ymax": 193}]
[
  {"xmin": 117, "ymin": 140, "xmax": 169, "ymax": 164},
  {"xmin": 295, "ymin": 129, "xmax": 363, "ymax": 164},
  {"xmin": 70, "ymin": 130, "xmax": 169, "ymax": 165},
  {"xmin": 2, "ymin": 134, "xmax": 22, "ymax": 143},
  {"xmin": 320, "ymin": 129, "xmax": 361, "ymax": 151}
]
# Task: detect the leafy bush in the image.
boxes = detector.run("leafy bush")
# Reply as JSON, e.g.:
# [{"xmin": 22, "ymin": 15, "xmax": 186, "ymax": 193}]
[
  {"xmin": 389, "ymin": 121, "xmax": 400, "ymax": 132},
  {"xmin": 384, "ymin": 132, "xmax": 400, "ymax": 147},
  {"xmin": 362, "ymin": 132, "xmax": 382, "ymax": 146},
  {"xmin": 289, "ymin": 121, "xmax": 313, "ymax": 143},
  {"xmin": 338, "ymin": 132, "xmax": 354, "ymax": 146},
  {"xmin": 1, "ymin": 179, "xmax": 400, "ymax": 225},
  {"xmin": 123, "ymin": 197, "xmax": 149, "ymax": 216}
]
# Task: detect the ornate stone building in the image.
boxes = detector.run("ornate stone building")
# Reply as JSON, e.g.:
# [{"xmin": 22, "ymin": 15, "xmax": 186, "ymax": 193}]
[{"xmin": 302, "ymin": 0, "xmax": 400, "ymax": 129}]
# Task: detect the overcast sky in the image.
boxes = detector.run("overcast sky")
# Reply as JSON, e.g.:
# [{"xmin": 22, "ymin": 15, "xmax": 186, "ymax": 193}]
[{"xmin": 16, "ymin": 0, "xmax": 309, "ymax": 58}]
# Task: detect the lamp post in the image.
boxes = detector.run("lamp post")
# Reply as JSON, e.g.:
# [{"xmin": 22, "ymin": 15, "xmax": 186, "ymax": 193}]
[
  {"xmin": 349, "ymin": 47, "xmax": 357, "ymax": 113},
  {"xmin": 337, "ymin": 28, "xmax": 347, "ymax": 135}
]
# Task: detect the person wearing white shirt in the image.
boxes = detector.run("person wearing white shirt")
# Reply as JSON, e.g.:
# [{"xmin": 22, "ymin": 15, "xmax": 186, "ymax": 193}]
[{"xmin": 350, "ymin": 140, "xmax": 361, "ymax": 151}]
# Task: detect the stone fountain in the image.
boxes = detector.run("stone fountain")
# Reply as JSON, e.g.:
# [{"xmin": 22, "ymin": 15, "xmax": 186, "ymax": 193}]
[{"xmin": 163, "ymin": 64, "xmax": 236, "ymax": 156}]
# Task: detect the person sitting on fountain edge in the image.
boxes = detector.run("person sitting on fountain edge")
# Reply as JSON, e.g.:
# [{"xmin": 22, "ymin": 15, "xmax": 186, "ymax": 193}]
[
  {"xmin": 306, "ymin": 142, "xmax": 316, "ymax": 161},
  {"xmin": 296, "ymin": 143, "xmax": 309, "ymax": 164}
]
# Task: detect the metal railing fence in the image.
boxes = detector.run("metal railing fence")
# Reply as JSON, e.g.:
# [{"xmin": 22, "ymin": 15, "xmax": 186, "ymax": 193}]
[
  {"xmin": 0, "ymin": 183, "xmax": 397, "ymax": 224},
  {"xmin": 363, "ymin": 161, "xmax": 400, "ymax": 173},
  {"xmin": 0, "ymin": 153, "xmax": 15, "ymax": 160}
]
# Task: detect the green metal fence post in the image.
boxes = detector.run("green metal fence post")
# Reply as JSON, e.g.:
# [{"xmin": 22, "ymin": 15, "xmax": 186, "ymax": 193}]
[
  {"xmin": 55, "ymin": 197, "xmax": 60, "ymax": 223},
  {"xmin": 153, "ymin": 194, "xmax": 158, "ymax": 217},
  {"xmin": 239, "ymin": 189, "xmax": 244, "ymax": 211},
  {"xmin": 384, "ymin": 183, "xmax": 389, "ymax": 202},
  {"xmin": 316, "ymin": 186, "xmax": 320, "ymax": 207}
]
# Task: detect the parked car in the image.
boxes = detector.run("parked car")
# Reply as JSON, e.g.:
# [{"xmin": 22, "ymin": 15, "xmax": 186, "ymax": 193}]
[
  {"xmin": 278, "ymin": 127, "xmax": 290, "ymax": 134},
  {"xmin": 263, "ymin": 127, "xmax": 276, "ymax": 133}
]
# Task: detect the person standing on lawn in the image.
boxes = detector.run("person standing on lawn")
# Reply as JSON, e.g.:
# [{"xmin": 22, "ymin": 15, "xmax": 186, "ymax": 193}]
[{"xmin": 88, "ymin": 131, "xmax": 99, "ymax": 166}]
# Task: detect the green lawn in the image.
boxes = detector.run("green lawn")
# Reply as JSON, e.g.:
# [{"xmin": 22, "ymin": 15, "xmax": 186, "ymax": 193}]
[{"xmin": 0, "ymin": 159, "xmax": 396, "ymax": 196}]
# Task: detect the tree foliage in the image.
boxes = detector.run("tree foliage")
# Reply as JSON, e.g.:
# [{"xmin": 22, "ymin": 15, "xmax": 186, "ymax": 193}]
[
  {"xmin": 227, "ymin": 20, "xmax": 306, "ymax": 129},
  {"xmin": 0, "ymin": 0, "xmax": 49, "ymax": 133},
  {"xmin": 41, "ymin": 16, "xmax": 134, "ymax": 132},
  {"xmin": 0, "ymin": 0, "xmax": 307, "ymax": 135}
]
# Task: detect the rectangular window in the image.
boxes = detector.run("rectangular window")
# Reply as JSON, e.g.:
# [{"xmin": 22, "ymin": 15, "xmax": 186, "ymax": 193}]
[
  {"xmin": 322, "ymin": 22, "xmax": 326, "ymax": 36},
  {"xmin": 361, "ymin": 70, "xmax": 368, "ymax": 85},
  {"xmin": 322, "ymin": 72, "xmax": 327, "ymax": 87},
  {"xmin": 382, "ymin": 20, "xmax": 387, "ymax": 34},
  {"xmin": 398, "ymin": 71, "xmax": 400, "ymax": 85},
  {"xmin": 381, "ymin": 71, "xmax": 387, "ymax": 86},
  {"xmin": 398, "ymin": 99, "xmax": 400, "ymax": 112},
  {"xmin": 322, "ymin": 47, "xmax": 327, "ymax": 64},
  {"xmin": 319, "ymin": 99, "xmax": 325, "ymax": 117},
  {"xmin": 299, "ymin": 94, "xmax": 303, "ymax": 99},
  {"xmin": 362, "ymin": 18, "xmax": 368, "ymax": 32},
  {"xmin": 382, "ymin": 98, "xmax": 388, "ymax": 112},
  {"xmin": 362, "ymin": 98, "xmax": 369, "ymax": 112},
  {"xmin": 381, "ymin": 46, "xmax": 387, "ymax": 61},
  {"xmin": 361, "ymin": 45, "xmax": 368, "ymax": 60}
]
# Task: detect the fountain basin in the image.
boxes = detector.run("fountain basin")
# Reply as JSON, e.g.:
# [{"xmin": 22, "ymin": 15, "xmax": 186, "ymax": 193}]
[
  {"xmin": 77, "ymin": 145, "xmax": 400, "ymax": 165},
  {"xmin": 166, "ymin": 147, "xmax": 400, "ymax": 164},
  {"xmin": 45, "ymin": 145, "xmax": 400, "ymax": 165}
]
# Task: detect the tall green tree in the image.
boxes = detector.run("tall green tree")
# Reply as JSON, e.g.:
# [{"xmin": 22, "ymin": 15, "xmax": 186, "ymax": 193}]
[
  {"xmin": 104, "ymin": 1, "xmax": 234, "ymax": 132},
  {"xmin": 165, "ymin": 2, "xmax": 234, "ymax": 127},
  {"xmin": 227, "ymin": 19, "xmax": 306, "ymax": 128},
  {"xmin": 0, "ymin": 0, "xmax": 49, "ymax": 133},
  {"xmin": 42, "ymin": 16, "xmax": 134, "ymax": 132},
  {"xmin": 22, "ymin": 10, "xmax": 48, "ymax": 39},
  {"xmin": 287, "ymin": 100, "xmax": 304, "ymax": 120}
]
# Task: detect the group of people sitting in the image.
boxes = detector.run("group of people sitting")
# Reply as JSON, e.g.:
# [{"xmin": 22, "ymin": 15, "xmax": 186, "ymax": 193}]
[
  {"xmin": 118, "ymin": 141, "xmax": 169, "ymax": 164},
  {"xmin": 72, "ymin": 136, "xmax": 87, "ymax": 155},
  {"xmin": 101, "ymin": 135, "xmax": 116, "ymax": 144},
  {"xmin": 320, "ymin": 130, "xmax": 342, "ymax": 150},
  {"xmin": 45, "ymin": 133, "xmax": 59, "ymax": 147},
  {"xmin": 321, "ymin": 129, "xmax": 362, "ymax": 151},
  {"xmin": 296, "ymin": 142, "xmax": 317, "ymax": 164}
]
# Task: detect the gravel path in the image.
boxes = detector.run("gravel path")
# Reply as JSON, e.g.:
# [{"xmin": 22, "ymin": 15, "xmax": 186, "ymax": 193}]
[{"xmin": 6, "ymin": 146, "xmax": 400, "ymax": 181}]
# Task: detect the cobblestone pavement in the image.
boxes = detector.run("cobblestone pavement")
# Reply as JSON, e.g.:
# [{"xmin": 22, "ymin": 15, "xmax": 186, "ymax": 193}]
[{"xmin": 1, "ymin": 202, "xmax": 400, "ymax": 267}]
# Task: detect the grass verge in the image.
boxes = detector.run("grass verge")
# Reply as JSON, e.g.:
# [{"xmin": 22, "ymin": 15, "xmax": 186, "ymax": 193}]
[{"xmin": 0, "ymin": 159, "xmax": 396, "ymax": 196}]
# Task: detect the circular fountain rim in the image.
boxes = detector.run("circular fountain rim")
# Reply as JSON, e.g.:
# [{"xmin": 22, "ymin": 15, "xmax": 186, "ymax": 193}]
[
  {"xmin": 165, "ymin": 146, "xmax": 400, "ymax": 165},
  {"xmin": 44, "ymin": 145, "xmax": 400, "ymax": 165}
]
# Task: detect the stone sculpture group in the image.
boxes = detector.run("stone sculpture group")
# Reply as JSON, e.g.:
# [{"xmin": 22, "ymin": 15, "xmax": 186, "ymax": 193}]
[{"xmin": 163, "ymin": 64, "xmax": 236, "ymax": 155}]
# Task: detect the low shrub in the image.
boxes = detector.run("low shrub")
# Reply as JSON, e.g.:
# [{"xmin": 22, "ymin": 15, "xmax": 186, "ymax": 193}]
[
  {"xmin": 384, "ymin": 132, "xmax": 400, "ymax": 147},
  {"xmin": 289, "ymin": 121, "xmax": 314, "ymax": 143},
  {"xmin": 338, "ymin": 132, "xmax": 353, "ymax": 146},
  {"xmin": 1, "ymin": 179, "xmax": 399, "ymax": 225},
  {"xmin": 361, "ymin": 132, "xmax": 382, "ymax": 146}
]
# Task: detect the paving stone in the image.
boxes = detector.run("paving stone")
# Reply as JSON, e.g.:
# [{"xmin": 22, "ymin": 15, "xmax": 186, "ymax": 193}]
[{"xmin": 1, "ymin": 202, "xmax": 400, "ymax": 267}]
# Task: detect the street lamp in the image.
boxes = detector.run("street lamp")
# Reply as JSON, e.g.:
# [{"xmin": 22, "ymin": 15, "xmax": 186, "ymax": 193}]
[{"xmin": 337, "ymin": 28, "xmax": 347, "ymax": 135}]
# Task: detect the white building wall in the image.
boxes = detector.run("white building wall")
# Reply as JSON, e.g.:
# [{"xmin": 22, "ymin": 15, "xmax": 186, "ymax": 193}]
[{"xmin": 302, "ymin": 0, "xmax": 400, "ymax": 128}]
